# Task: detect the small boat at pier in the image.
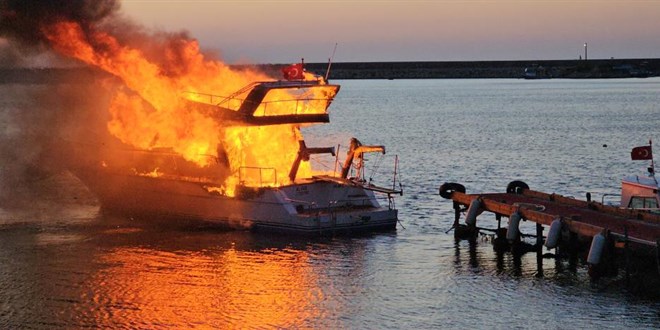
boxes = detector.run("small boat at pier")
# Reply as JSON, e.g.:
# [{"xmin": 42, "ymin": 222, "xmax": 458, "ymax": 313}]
[
  {"xmin": 620, "ymin": 143, "xmax": 659, "ymax": 211},
  {"xmin": 620, "ymin": 174, "xmax": 659, "ymax": 211}
]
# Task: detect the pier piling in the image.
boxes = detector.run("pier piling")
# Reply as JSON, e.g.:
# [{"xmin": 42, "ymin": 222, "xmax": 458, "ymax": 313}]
[{"xmin": 536, "ymin": 223, "xmax": 544, "ymax": 277}]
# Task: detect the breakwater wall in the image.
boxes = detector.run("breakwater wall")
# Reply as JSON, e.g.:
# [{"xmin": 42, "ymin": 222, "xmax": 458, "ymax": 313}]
[
  {"xmin": 264, "ymin": 58, "xmax": 660, "ymax": 79},
  {"xmin": 2, "ymin": 58, "xmax": 659, "ymax": 84}
]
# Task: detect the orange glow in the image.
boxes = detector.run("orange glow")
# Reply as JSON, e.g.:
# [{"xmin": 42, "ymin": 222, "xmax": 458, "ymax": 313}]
[
  {"xmin": 88, "ymin": 245, "xmax": 321, "ymax": 328},
  {"xmin": 222, "ymin": 125, "xmax": 310, "ymax": 191},
  {"xmin": 42, "ymin": 21, "xmax": 331, "ymax": 196}
]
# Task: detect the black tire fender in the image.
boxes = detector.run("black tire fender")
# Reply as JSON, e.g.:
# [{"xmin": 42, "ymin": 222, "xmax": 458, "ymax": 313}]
[
  {"xmin": 439, "ymin": 182, "xmax": 466, "ymax": 199},
  {"xmin": 506, "ymin": 180, "xmax": 529, "ymax": 194}
]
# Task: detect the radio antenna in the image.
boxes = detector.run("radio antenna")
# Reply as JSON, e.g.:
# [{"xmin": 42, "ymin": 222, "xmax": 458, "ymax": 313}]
[{"xmin": 324, "ymin": 43, "xmax": 338, "ymax": 82}]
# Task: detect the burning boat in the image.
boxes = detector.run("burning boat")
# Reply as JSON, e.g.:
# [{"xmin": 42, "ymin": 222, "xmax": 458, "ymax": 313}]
[
  {"xmin": 0, "ymin": 5, "xmax": 401, "ymax": 234},
  {"xmin": 68, "ymin": 78, "xmax": 402, "ymax": 234}
]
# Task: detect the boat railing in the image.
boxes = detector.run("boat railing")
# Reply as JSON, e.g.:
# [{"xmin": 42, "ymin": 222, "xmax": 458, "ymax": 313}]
[
  {"xmin": 183, "ymin": 91, "xmax": 245, "ymax": 111},
  {"xmin": 601, "ymin": 193, "xmax": 621, "ymax": 206},
  {"xmin": 184, "ymin": 93, "xmax": 331, "ymax": 116},
  {"xmin": 184, "ymin": 81, "xmax": 335, "ymax": 117},
  {"xmin": 255, "ymin": 97, "xmax": 331, "ymax": 117},
  {"xmin": 185, "ymin": 81, "xmax": 262, "ymax": 109},
  {"xmin": 238, "ymin": 166, "xmax": 277, "ymax": 187}
]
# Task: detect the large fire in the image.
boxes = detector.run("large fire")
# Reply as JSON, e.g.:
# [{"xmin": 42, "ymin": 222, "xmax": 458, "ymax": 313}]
[{"xmin": 41, "ymin": 20, "xmax": 330, "ymax": 196}]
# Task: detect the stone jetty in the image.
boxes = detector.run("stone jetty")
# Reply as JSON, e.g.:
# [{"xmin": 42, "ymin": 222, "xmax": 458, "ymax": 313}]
[
  {"xmin": 1, "ymin": 58, "xmax": 659, "ymax": 84},
  {"xmin": 267, "ymin": 58, "xmax": 660, "ymax": 79}
]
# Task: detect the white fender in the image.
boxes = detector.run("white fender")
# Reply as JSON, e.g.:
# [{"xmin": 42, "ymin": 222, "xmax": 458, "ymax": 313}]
[
  {"xmin": 506, "ymin": 211, "xmax": 522, "ymax": 241},
  {"xmin": 465, "ymin": 198, "xmax": 482, "ymax": 227},
  {"xmin": 587, "ymin": 232, "xmax": 606, "ymax": 265},
  {"xmin": 544, "ymin": 218, "xmax": 562, "ymax": 249}
]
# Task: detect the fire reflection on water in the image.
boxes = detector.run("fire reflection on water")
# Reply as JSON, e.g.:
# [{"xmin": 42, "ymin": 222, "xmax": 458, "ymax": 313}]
[{"xmin": 84, "ymin": 244, "xmax": 323, "ymax": 328}]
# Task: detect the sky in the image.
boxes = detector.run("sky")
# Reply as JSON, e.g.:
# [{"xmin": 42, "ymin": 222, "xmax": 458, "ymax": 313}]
[{"xmin": 121, "ymin": 0, "xmax": 660, "ymax": 64}]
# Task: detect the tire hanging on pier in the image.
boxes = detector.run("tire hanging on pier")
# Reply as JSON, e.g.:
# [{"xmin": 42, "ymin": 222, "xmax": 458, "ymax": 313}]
[
  {"xmin": 506, "ymin": 180, "xmax": 529, "ymax": 194},
  {"xmin": 439, "ymin": 182, "xmax": 466, "ymax": 199}
]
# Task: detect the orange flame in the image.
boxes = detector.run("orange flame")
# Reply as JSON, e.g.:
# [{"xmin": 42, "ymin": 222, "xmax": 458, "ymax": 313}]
[{"xmin": 43, "ymin": 21, "xmax": 327, "ymax": 196}]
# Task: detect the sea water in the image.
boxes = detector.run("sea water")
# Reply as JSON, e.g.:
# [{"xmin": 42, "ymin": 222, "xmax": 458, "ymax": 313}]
[{"xmin": 1, "ymin": 78, "xmax": 659, "ymax": 328}]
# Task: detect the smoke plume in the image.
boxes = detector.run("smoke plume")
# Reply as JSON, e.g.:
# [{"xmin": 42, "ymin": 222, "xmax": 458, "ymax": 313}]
[
  {"xmin": 0, "ymin": 0, "xmax": 121, "ymax": 203},
  {"xmin": 0, "ymin": 0, "xmax": 290, "ymax": 205},
  {"xmin": 0, "ymin": 0, "xmax": 119, "ymax": 46}
]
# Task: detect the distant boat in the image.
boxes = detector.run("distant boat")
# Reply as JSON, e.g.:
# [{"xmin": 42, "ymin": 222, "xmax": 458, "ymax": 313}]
[{"xmin": 523, "ymin": 65, "xmax": 551, "ymax": 79}]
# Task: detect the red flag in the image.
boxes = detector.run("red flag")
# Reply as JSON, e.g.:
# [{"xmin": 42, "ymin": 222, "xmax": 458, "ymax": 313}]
[
  {"xmin": 282, "ymin": 63, "xmax": 304, "ymax": 80},
  {"xmin": 631, "ymin": 145, "xmax": 653, "ymax": 160}
]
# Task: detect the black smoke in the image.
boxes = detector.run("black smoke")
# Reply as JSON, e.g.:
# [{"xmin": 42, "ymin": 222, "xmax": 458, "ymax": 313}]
[
  {"xmin": 0, "ymin": 1, "xmax": 121, "ymax": 204},
  {"xmin": 0, "ymin": 0, "xmax": 119, "ymax": 46},
  {"xmin": 0, "ymin": 0, "xmax": 242, "ymax": 206}
]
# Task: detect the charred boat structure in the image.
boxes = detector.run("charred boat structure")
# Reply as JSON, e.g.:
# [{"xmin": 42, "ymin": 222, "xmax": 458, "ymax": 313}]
[{"xmin": 69, "ymin": 79, "xmax": 402, "ymax": 234}]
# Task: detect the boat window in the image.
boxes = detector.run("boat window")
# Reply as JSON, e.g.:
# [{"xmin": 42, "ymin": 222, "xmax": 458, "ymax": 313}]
[
  {"xmin": 628, "ymin": 196, "xmax": 659, "ymax": 209},
  {"xmin": 255, "ymin": 85, "xmax": 338, "ymax": 117}
]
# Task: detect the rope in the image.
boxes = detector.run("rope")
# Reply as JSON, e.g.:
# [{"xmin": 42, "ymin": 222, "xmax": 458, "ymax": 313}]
[
  {"xmin": 368, "ymin": 153, "xmax": 385, "ymax": 182},
  {"xmin": 513, "ymin": 202, "xmax": 546, "ymax": 212},
  {"xmin": 309, "ymin": 156, "xmax": 334, "ymax": 171}
]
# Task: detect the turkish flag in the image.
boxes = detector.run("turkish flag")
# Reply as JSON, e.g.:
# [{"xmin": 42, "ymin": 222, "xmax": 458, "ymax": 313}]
[
  {"xmin": 282, "ymin": 63, "xmax": 304, "ymax": 80},
  {"xmin": 631, "ymin": 145, "xmax": 653, "ymax": 160}
]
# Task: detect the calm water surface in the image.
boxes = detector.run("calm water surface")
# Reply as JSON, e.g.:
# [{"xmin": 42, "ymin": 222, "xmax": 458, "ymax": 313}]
[{"xmin": 2, "ymin": 79, "xmax": 660, "ymax": 328}]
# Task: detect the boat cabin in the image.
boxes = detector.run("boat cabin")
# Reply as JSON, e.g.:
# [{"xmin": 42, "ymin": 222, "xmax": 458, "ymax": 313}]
[
  {"xmin": 621, "ymin": 175, "xmax": 660, "ymax": 210},
  {"xmin": 185, "ymin": 80, "xmax": 340, "ymax": 126}
]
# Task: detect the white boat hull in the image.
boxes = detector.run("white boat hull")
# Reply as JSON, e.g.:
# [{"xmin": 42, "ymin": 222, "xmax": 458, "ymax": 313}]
[{"xmin": 73, "ymin": 168, "xmax": 398, "ymax": 234}]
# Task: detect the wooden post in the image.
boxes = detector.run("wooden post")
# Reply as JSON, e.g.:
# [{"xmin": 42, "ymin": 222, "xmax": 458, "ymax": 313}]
[
  {"xmin": 536, "ymin": 223, "xmax": 544, "ymax": 277},
  {"xmin": 453, "ymin": 201, "xmax": 461, "ymax": 228},
  {"xmin": 624, "ymin": 226, "xmax": 630, "ymax": 285},
  {"xmin": 656, "ymin": 239, "xmax": 660, "ymax": 275},
  {"xmin": 568, "ymin": 232, "xmax": 578, "ymax": 271}
]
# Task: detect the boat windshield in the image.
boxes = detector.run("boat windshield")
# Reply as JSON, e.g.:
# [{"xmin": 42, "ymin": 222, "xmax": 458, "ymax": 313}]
[
  {"xmin": 184, "ymin": 81, "xmax": 339, "ymax": 116},
  {"xmin": 254, "ymin": 84, "xmax": 338, "ymax": 117}
]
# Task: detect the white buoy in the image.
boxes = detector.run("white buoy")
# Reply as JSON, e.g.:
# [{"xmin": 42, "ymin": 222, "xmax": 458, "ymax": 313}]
[
  {"xmin": 544, "ymin": 218, "xmax": 562, "ymax": 249},
  {"xmin": 465, "ymin": 198, "xmax": 482, "ymax": 227},
  {"xmin": 506, "ymin": 211, "xmax": 522, "ymax": 241},
  {"xmin": 587, "ymin": 232, "xmax": 607, "ymax": 265}
]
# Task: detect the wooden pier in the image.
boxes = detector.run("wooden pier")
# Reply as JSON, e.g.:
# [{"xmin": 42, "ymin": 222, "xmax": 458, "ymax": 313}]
[{"xmin": 439, "ymin": 181, "xmax": 660, "ymax": 278}]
